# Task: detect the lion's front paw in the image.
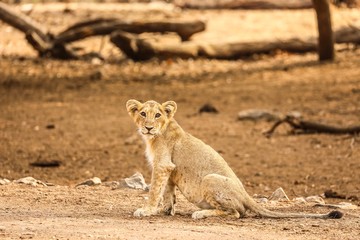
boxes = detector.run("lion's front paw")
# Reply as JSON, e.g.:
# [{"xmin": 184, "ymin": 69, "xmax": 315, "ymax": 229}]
[{"xmin": 133, "ymin": 207, "xmax": 158, "ymax": 217}]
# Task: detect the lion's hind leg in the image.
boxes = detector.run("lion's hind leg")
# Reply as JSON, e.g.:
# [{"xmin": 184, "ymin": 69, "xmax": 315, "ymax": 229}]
[{"xmin": 192, "ymin": 174, "xmax": 246, "ymax": 219}]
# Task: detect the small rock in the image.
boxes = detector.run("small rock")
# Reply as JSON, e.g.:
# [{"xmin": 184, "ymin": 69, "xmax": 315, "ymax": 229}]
[
  {"xmin": 238, "ymin": 109, "xmax": 281, "ymax": 122},
  {"xmin": 0, "ymin": 178, "xmax": 11, "ymax": 185},
  {"xmin": 14, "ymin": 177, "xmax": 47, "ymax": 186},
  {"xmin": 293, "ymin": 197, "xmax": 307, "ymax": 204},
  {"xmin": 76, "ymin": 177, "xmax": 102, "ymax": 187},
  {"xmin": 45, "ymin": 124, "xmax": 55, "ymax": 129},
  {"xmin": 305, "ymin": 196, "xmax": 325, "ymax": 204},
  {"xmin": 20, "ymin": 4, "xmax": 33, "ymax": 14},
  {"xmin": 199, "ymin": 103, "xmax": 218, "ymax": 114},
  {"xmin": 91, "ymin": 58, "xmax": 103, "ymax": 66},
  {"xmin": 268, "ymin": 187, "xmax": 290, "ymax": 201},
  {"xmin": 257, "ymin": 198, "xmax": 269, "ymax": 204},
  {"xmin": 117, "ymin": 172, "xmax": 148, "ymax": 191}
]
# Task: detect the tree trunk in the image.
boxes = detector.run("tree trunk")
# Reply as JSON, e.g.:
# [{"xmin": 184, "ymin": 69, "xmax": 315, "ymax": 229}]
[{"xmin": 312, "ymin": 0, "xmax": 334, "ymax": 61}]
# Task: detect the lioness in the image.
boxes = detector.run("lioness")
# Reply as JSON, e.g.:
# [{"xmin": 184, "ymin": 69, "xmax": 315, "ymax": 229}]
[{"xmin": 126, "ymin": 99, "xmax": 342, "ymax": 219}]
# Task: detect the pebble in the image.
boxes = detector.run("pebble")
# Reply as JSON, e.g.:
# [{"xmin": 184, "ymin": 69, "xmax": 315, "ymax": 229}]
[
  {"xmin": 268, "ymin": 187, "xmax": 290, "ymax": 201},
  {"xmin": 0, "ymin": 178, "xmax": 11, "ymax": 185},
  {"xmin": 305, "ymin": 196, "xmax": 325, "ymax": 204},
  {"xmin": 14, "ymin": 177, "xmax": 47, "ymax": 186},
  {"xmin": 117, "ymin": 172, "xmax": 148, "ymax": 191},
  {"xmin": 76, "ymin": 177, "xmax": 102, "ymax": 187},
  {"xmin": 238, "ymin": 109, "xmax": 281, "ymax": 122},
  {"xmin": 293, "ymin": 197, "xmax": 307, "ymax": 204}
]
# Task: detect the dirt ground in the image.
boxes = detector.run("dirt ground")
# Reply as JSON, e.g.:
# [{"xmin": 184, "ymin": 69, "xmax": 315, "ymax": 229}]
[{"xmin": 0, "ymin": 2, "xmax": 360, "ymax": 239}]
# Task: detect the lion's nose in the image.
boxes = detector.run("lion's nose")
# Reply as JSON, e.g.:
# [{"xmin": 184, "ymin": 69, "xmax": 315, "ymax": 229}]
[{"xmin": 145, "ymin": 127, "xmax": 153, "ymax": 131}]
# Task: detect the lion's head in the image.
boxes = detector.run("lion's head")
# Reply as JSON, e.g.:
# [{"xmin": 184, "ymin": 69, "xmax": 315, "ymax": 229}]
[{"xmin": 126, "ymin": 100, "xmax": 177, "ymax": 137}]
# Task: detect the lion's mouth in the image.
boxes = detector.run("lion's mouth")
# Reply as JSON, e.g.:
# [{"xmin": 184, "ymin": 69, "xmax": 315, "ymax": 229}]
[{"xmin": 142, "ymin": 130, "xmax": 155, "ymax": 135}]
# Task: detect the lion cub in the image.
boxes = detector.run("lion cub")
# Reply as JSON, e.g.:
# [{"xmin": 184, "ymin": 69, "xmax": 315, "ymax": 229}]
[{"xmin": 126, "ymin": 99, "xmax": 342, "ymax": 219}]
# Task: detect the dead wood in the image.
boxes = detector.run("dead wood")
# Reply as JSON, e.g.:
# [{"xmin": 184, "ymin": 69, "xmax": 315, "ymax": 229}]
[
  {"xmin": 56, "ymin": 18, "xmax": 205, "ymax": 44},
  {"xmin": 264, "ymin": 115, "xmax": 360, "ymax": 137},
  {"xmin": 110, "ymin": 30, "xmax": 199, "ymax": 60},
  {"xmin": 111, "ymin": 30, "xmax": 316, "ymax": 60},
  {"xmin": 334, "ymin": 25, "xmax": 360, "ymax": 44},
  {"xmin": 174, "ymin": 0, "xmax": 313, "ymax": 9},
  {"xmin": 111, "ymin": 25, "xmax": 360, "ymax": 60}
]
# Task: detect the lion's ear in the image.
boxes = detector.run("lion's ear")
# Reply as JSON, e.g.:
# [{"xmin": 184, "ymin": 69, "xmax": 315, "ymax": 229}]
[
  {"xmin": 126, "ymin": 99, "xmax": 142, "ymax": 117},
  {"xmin": 162, "ymin": 101, "xmax": 177, "ymax": 118}
]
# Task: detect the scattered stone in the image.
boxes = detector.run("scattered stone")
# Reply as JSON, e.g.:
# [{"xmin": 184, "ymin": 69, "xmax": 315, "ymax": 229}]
[
  {"xmin": 305, "ymin": 196, "xmax": 325, "ymax": 204},
  {"xmin": 257, "ymin": 197, "xmax": 269, "ymax": 204},
  {"xmin": 45, "ymin": 124, "xmax": 55, "ymax": 129},
  {"xmin": 76, "ymin": 177, "xmax": 102, "ymax": 187},
  {"xmin": 268, "ymin": 187, "xmax": 290, "ymax": 201},
  {"xmin": 199, "ymin": 103, "xmax": 218, "ymax": 114},
  {"xmin": 111, "ymin": 172, "xmax": 148, "ymax": 191},
  {"xmin": 0, "ymin": 178, "xmax": 11, "ymax": 185},
  {"xmin": 292, "ymin": 197, "xmax": 307, "ymax": 204},
  {"xmin": 238, "ymin": 109, "xmax": 281, "ymax": 122},
  {"xmin": 91, "ymin": 57, "xmax": 103, "ymax": 66},
  {"xmin": 14, "ymin": 177, "xmax": 47, "ymax": 186}
]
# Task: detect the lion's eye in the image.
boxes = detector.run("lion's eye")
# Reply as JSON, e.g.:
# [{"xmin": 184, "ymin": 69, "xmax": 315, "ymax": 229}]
[
  {"xmin": 155, "ymin": 113, "xmax": 161, "ymax": 118},
  {"xmin": 140, "ymin": 112, "xmax": 146, "ymax": 117}
]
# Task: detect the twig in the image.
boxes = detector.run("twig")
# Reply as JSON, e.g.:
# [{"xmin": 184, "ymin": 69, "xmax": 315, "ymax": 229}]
[{"xmin": 264, "ymin": 115, "xmax": 360, "ymax": 137}]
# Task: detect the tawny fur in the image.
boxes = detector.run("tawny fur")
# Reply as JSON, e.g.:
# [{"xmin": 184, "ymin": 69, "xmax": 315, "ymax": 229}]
[{"xmin": 126, "ymin": 99, "xmax": 343, "ymax": 219}]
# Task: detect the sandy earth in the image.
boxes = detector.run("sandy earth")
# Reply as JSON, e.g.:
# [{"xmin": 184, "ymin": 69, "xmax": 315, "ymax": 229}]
[{"xmin": 0, "ymin": 2, "xmax": 360, "ymax": 239}]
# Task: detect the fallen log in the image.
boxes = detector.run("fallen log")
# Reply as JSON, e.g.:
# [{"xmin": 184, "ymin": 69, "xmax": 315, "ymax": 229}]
[
  {"xmin": 111, "ymin": 25, "xmax": 360, "ymax": 60},
  {"xmin": 174, "ymin": 0, "xmax": 313, "ymax": 9},
  {"xmin": 263, "ymin": 115, "xmax": 360, "ymax": 137},
  {"xmin": 334, "ymin": 25, "xmax": 360, "ymax": 44},
  {"xmin": 56, "ymin": 18, "xmax": 205, "ymax": 43},
  {"xmin": 110, "ymin": 30, "xmax": 199, "ymax": 60}
]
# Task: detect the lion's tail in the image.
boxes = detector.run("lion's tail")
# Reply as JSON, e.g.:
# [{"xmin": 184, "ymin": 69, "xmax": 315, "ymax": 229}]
[{"xmin": 244, "ymin": 195, "xmax": 343, "ymax": 219}]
